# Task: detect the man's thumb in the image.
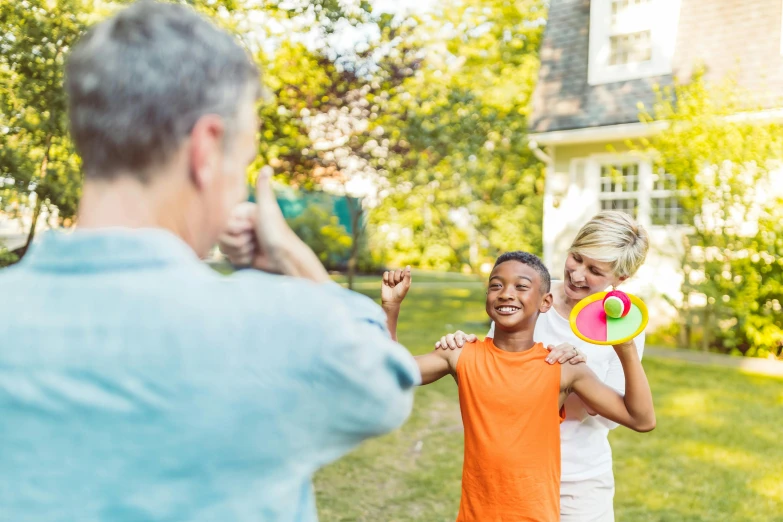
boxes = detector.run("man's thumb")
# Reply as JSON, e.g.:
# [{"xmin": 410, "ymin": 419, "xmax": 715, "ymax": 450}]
[{"xmin": 255, "ymin": 165, "xmax": 275, "ymax": 206}]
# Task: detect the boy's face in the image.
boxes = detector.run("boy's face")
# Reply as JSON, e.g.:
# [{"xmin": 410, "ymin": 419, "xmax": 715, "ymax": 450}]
[{"xmin": 486, "ymin": 260, "xmax": 553, "ymax": 333}]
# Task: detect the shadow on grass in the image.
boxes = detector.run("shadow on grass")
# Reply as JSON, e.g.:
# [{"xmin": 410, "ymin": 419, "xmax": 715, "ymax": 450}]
[{"xmin": 611, "ymin": 359, "xmax": 783, "ymax": 522}]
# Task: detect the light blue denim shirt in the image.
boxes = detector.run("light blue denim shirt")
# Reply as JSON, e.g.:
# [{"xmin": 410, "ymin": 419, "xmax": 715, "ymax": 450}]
[{"xmin": 0, "ymin": 229, "xmax": 420, "ymax": 522}]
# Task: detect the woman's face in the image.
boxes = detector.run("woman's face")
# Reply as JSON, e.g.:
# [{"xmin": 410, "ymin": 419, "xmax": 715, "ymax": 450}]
[{"xmin": 562, "ymin": 252, "xmax": 624, "ymax": 302}]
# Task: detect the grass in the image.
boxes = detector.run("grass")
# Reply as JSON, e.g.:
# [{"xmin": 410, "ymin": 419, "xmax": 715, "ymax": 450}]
[{"xmin": 314, "ymin": 272, "xmax": 783, "ymax": 522}]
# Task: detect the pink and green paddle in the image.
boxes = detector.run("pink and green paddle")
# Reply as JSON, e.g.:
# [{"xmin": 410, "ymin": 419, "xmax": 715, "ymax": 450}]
[{"xmin": 569, "ymin": 290, "xmax": 648, "ymax": 346}]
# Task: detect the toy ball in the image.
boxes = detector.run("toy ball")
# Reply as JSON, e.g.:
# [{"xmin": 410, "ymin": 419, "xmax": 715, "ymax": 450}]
[
  {"xmin": 570, "ymin": 290, "xmax": 648, "ymax": 346},
  {"xmin": 603, "ymin": 290, "xmax": 631, "ymax": 318}
]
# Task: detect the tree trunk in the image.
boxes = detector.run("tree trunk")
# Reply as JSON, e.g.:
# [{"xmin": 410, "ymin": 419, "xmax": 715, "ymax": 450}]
[
  {"xmin": 20, "ymin": 135, "xmax": 52, "ymax": 258},
  {"xmin": 678, "ymin": 297, "xmax": 690, "ymax": 349},
  {"xmin": 701, "ymin": 308, "xmax": 712, "ymax": 352},
  {"xmin": 346, "ymin": 195, "xmax": 362, "ymax": 291},
  {"xmin": 23, "ymin": 195, "xmax": 43, "ymax": 252}
]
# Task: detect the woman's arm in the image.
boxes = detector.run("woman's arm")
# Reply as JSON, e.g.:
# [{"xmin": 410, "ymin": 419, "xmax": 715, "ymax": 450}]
[
  {"xmin": 591, "ymin": 330, "xmax": 646, "ymax": 428},
  {"xmin": 565, "ymin": 339, "xmax": 655, "ymax": 433}
]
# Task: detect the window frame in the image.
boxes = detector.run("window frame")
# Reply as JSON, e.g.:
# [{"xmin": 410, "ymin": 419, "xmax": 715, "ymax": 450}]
[
  {"xmin": 585, "ymin": 154, "xmax": 687, "ymax": 228},
  {"xmin": 588, "ymin": 0, "xmax": 682, "ymax": 85}
]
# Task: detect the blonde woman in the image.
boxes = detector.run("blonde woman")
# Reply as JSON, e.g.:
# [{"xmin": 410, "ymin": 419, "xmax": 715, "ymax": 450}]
[{"xmin": 437, "ymin": 211, "xmax": 650, "ymax": 522}]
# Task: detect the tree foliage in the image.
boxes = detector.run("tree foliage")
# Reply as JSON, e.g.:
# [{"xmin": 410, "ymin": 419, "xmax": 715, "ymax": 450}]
[
  {"xmin": 0, "ymin": 0, "xmax": 89, "ymax": 253},
  {"xmin": 1, "ymin": 0, "xmax": 549, "ymax": 276},
  {"xmin": 287, "ymin": 201, "xmax": 352, "ymax": 270},
  {"xmin": 366, "ymin": 0, "xmax": 547, "ymax": 272},
  {"xmin": 0, "ymin": 0, "xmax": 362, "ymax": 257},
  {"xmin": 641, "ymin": 73, "xmax": 783, "ymax": 358}
]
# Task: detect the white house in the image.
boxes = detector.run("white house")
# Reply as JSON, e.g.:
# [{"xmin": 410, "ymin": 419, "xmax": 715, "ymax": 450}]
[{"xmin": 530, "ymin": 0, "xmax": 783, "ymax": 323}]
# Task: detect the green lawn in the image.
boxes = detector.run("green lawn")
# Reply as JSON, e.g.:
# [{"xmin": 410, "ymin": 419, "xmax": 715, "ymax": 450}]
[{"xmin": 314, "ymin": 272, "xmax": 783, "ymax": 522}]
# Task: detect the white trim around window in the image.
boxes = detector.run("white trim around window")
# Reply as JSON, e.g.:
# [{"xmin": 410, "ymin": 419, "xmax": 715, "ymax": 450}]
[
  {"xmin": 582, "ymin": 153, "xmax": 686, "ymax": 228},
  {"xmin": 588, "ymin": 0, "xmax": 682, "ymax": 85}
]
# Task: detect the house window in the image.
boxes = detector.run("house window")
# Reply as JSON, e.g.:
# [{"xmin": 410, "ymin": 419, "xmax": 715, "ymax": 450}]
[
  {"xmin": 594, "ymin": 160, "xmax": 685, "ymax": 226},
  {"xmin": 650, "ymin": 171, "xmax": 685, "ymax": 225},
  {"xmin": 601, "ymin": 198, "xmax": 639, "ymax": 215},
  {"xmin": 599, "ymin": 164, "xmax": 640, "ymax": 218},
  {"xmin": 611, "ymin": 0, "xmax": 651, "ymax": 25},
  {"xmin": 609, "ymin": 31, "xmax": 652, "ymax": 66},
  {"xmin": 588, "ymin": 0, "xmax": 682, "ymax": 85}
]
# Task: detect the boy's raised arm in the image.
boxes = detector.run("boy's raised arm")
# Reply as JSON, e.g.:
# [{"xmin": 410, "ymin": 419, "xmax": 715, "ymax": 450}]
[
  {"xmin": 381, "ymin": 267, "xmax": 455, "ymax": 386},
  {"xmin": 382, "ymin": 267, "xmax": 411, "ymax": 341},
  {"xmin": 566, "ymin": 340, "xmax": 656, "ymax": 432}
]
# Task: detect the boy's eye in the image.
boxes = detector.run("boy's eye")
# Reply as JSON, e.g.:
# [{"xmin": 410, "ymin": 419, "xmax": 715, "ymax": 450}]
[
  {"xmin": 516, "ymin": 285, "xmax": 529, "ymax": 290},
  {"xmin": 490, "ymin": 284, "xmax": 501, "ymax": 289}
]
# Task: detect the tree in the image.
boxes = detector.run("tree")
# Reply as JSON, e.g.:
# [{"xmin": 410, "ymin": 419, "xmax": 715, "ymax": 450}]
[
  {"xmin": 0, "ymin": 0, "xmax": 363, "ymax": 261},
  {"xmin": 0, "ymin": 0, "xmax": 89, "ymax": 257},
  {"xmin": 640, "ymin": 72, "xmax": 783, "ymax": 358},
  {"xmin": 1, "ymin": 0, "xmax": 549, "ymax": 280},
  {"xmin": 0, "ymin": 246, "xmax": 17, "ymax": 267},
  {"xmin": 367, "ymin": 0, "xmax": 548, "ymax": 273},
  {"xmin": 287, "ymin": 199, "xmax": 352, "ymax": 270},
  {"xmin": 255, "ymin": 10, "xmax": 421, "ymax": 287}
]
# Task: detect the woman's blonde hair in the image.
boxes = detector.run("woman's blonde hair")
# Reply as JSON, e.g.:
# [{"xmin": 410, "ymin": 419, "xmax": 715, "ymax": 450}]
[{"xmin": 568, "ymin": 211, "xmax": 649, "ymax": 280}]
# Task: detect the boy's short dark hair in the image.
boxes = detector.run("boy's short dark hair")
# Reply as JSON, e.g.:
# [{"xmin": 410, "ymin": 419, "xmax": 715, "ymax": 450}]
[{"xmin": 493, "ymin": 251, "xmax": 551, "ymax": 293}]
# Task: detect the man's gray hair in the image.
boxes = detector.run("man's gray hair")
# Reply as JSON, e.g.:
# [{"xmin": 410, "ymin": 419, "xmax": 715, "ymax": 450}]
[{"xmin": 65, "ymin": 0, "xmax": 261, "ymax": 181}]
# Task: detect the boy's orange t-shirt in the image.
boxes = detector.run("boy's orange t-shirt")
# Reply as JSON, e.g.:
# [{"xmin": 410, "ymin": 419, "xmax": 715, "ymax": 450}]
[{"xmin": 455, "ymin": 338, "xmax": 565, "ymax": 522}]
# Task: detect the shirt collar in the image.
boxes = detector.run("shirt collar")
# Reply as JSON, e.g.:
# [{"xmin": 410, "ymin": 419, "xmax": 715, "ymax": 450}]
[{"xmin": 22, "ymin": 228, "xmax": 201, "ymax": 272}]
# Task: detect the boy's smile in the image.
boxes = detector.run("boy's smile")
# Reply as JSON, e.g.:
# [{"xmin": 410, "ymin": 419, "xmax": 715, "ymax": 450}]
[{"xmin": 495, "ymin": 305, "xmax": 521, "ymax": 315}]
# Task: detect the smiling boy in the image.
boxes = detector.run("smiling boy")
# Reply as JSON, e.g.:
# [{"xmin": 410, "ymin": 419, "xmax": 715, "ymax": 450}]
[{"xmin": 382, "ymin": 252, "xmax": 655, "ymax": 522}]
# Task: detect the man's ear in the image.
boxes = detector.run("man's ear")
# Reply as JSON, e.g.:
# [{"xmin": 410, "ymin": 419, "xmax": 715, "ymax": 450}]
[
  {"xmin": 188, "ymin": 114, "xmax": 225, "ymax": 189},
  {"xmin": 539, "ymin": 291, "xmax": 554, "ymax": 313}
]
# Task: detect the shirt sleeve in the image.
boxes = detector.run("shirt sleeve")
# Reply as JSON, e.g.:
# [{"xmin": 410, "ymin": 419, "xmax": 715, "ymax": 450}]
[
  {"xmin": 229, "ymin": 270, "xmax": 424, "ymax": 473},
  {"xmin": 592, "ymin": 330, "xmax": 646, "ymax": 430},
  {"xmin": 305, "ymin": 282, "xmax": 420, "ymax": 444}
]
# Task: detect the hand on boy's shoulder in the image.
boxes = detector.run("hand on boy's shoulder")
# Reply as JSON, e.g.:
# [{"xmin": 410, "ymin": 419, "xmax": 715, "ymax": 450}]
[
  {"xmin": 544, "ymin": 343, "xmax": 587, "ymax": 365},
  {"xmin": 435, "ymin": 330, "xmax": 477, "ymax": 350},
  {"xmin": 431, "ymin": 340, "xmax": 467, "ymax": 372},
  {"xmin": 429, "ymin": 331, "xmax": 483, "ymax": 376}
]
